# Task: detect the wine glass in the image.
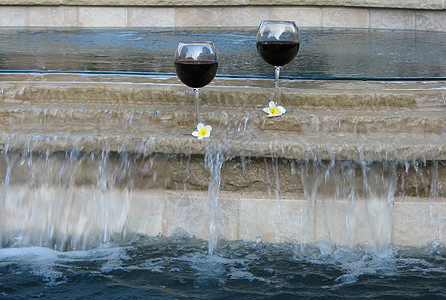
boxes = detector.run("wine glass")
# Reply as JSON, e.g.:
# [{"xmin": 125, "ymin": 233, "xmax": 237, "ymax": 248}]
[
  {"xmin": 174, "ymin": 42, "xmax": 218, "ymax": 126},
  {"xmin": 256, "ymin": 21, "xmax": 300, "ymax": 102}
]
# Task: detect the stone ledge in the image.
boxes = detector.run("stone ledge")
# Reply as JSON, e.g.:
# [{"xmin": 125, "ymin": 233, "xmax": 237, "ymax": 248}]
[
  {"xmin": 0, "ymin": 0, "xmax": 445, "ymax": 10},
  {"xmin": 0, "ymin": 74, "xmax": 444, "ymax": 161},
  {"xmin": 1, "ymin": 74, "xmax": 445, "ymax": 107},
  {"xmin": 1, "ymin": 5, "xmax": 444, "ymax": 30},
  {"xmin": 1, "ymin": 186, "xmax": 445, "ymax": 247}
]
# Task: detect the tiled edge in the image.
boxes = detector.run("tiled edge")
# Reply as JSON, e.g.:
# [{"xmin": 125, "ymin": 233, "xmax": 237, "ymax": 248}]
[
  {"xmin": 238, "ymin": 197, "xmax": 315, "ymax": 243},
  {"xmin": 128, "ymin": 7, "xmax": 175, "ymax": 27},
  {"xmin": 369, "ymin": 8, "xmax": 415, "ymax": 30},
  {"xmin": 393, "ymin": 199, "xmax": 446, "ymax": 246},
  {"xmin": 160, "ymin": 192, "xmax": 446, "ymax": 247},
  {"xmin": 272, "ymin": 6, "xmax": 322, "ymax": 27},
  {"xmin": 1, "ymin": 0, "xmax": 445, "ymax": 10},
  {"xmin": 314, "ymin": 198, "xmax": 394, "ymax": 248},
  {"xmin": 321, "ymin": 6, "xmax": 369, "ymax": 28},
  {"xmin": 415, "ymin": 10, "xmax": 446, "ymax": 31},
  {"xmin": 79, "ymin": 7, "xmax": 127, "ymax": 27},
  {"xmin": 29, "ymin": 6, "xmax": 78, "ymax": 27},
  {"xmin": 0, "ymin": 6, "xmax": 444, "ymax": 31},
  {"xmin": 2, "ymin": 185, "xmax": 444, "ymax": 246},
  {"xmin": 0, "ymin": 6, "xmax": 27, "ymax": 26}
]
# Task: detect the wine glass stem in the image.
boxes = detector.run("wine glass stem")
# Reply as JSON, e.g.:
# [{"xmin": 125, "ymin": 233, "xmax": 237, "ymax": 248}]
[
  {"xmin": 194, "ymin": 88, "xmax": 200, "ymax": 125},
  {"xmin": 274, "ymin": 66, "xmax": 281, "ymax": 103}
]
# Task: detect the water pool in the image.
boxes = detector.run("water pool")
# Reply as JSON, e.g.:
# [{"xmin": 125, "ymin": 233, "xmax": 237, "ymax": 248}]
[
  {"xmin": 0, "ymin": 27, "xmax": 445, "ymax": 80},
  {"xmin": 1, "ymin": 235, "xmax": 445, "ymax": 299}
]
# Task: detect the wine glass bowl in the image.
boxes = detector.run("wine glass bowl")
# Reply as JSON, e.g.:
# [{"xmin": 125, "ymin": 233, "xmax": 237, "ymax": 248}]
[
  {"xmin": 256, "ymin": 21, "xmax": 300, "ymax": 89},
  {"xmin": 174, "ymin": 42, "xmax": 218, "ymax": 89},
  {"xmin": 174, "ymin": 42, "xmax": 218, "ymax": 126}
]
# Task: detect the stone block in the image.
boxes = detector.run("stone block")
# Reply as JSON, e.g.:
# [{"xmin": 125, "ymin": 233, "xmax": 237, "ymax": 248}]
[
  {"xmin": 321, "ymin": 7, "xmax": 369, "ymax": 28},
  {"xmin": 238, "ymin": 197, "xmax": 315, "ymax": 243},
  {"xmin": 369, "ymin": 8, "xmax": 415, "ymax": 30},
  {"xmin": 0, "ymin": 6, "xmax": 27, "ymax": 26},
  {"xmin": 272, "ymin": 6, "xmax": 322, "ymax": 28},
  {"xmin": 29, "ymin": 6, "xmax": 78, "ymax": 27},
  {"xmin": 128, "ymin": 7, "xmax": 175, "ymax": 27},
  {"xmin": 415, "ymin": 10, "xmax": 446, "ymax": 32},
  {"xmin": 221, "ymin": 7, "xmax": 271, "ymax": 27},
  {"xmin": 175, "ymin": 7, "xmax": 224, "ymax": 27},
  {"xmin": 393, "ymin": 199, "xmax": 446, "ymax": 246},
  {"xmin": 79, "ymin": 7, "xmax": 127, "ymax": 27},
  {"xmin": 342, "ymin": 0, "xmax": 444, "ymax": 10},
  {"xmin": 315, "ymin": 198, "xmax": 393, "ymax": 250},
  {"xmin": 163, "ymin": 192, "xmax": 239, "ymax": 240}
]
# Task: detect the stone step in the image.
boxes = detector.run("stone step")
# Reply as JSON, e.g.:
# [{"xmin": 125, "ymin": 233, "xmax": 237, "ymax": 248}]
[
  {"xmin": 1, "ymin": 123, "xmax": 445, "ymax": 161},
  {"xmin": 1, "ymin": 73, "xmax": 445, "ymax": 108},
  {"xmin": 0, "ymin": 102, "xmax": 445, "ymax": 135},
  {"xmin": 0, "ymin": 73, "xmax": 445, "ymax": 248},
  {"xmin": 0, "ymin": 73, "xmax": 445, "ymax": 161}
]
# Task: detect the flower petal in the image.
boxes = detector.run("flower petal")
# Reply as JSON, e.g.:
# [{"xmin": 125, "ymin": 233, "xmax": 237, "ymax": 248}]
[
  {"xmin": 192, "ymin": 130, "xmax": 200, "ymax": 137},
  {"xmin": 204, "ymin": 125, "xmax": 212, "ymax": 133},
  {"xmin": 197, "ymin": 123, "xmax": 205, "ymax": 131},
  {"xmin": 278, "ymin": 106, "xmax": 286, "ymax": 114},
  {"xmin": 263, "ymin": 107, "xmax": 271, "ymax": 114},
  {"xmin": 269, "ymin": 101, "xmax": 276, "ymax": 108}
]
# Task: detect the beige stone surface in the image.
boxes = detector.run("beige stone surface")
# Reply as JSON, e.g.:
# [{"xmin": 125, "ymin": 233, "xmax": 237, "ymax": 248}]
[
  {"xmin": 315, "ymin": 198, "xmax": 393, "ymax": 249},
  {"xmin": 29, "ymin": 6, "xmax": 77, "ymax": 27},
  {"xmin": 0, "ymin": 6, "xmax": 27, "ymax": 26},
  {"xmin": 0, "ymin": 75, "xmax": 445, "ymax": 162},
  {"xmin": 1, "ymin": 3, "xmax": 445, "ymax": 30},
  {"xmin": 342, "ymin": 0, "xmax": 444, "ymax": 10},
  {"xmin": 175, "ymin": 7, "xmax": 224, "ymax": 27},
  {"xmin": 393, "ymin": 200, "xmax": 446, "ymax": 245},
  {"xmin": 272, "ymin": 6, "xmax": 322, "ymax": 27},
  {"xmin": 239, "ymin": 197, "xmax": 315, "ymax": 243},
  {"xmin": 128, "ymin": 7, "xmax": 175, "ymax": 27},
  {"xmin": 79, "ymin": 7, "xmax": 127, "ymax": 27},
  {"xmin": 0, "ymin": 186, "xmax": 165, "ymax": 249},
  {"xmin": 369, "ymin": 8, "xmax": 415, "ymax": 30},
  {"xmin": 1, "ymin": 0, "xmax": 445, "ymax": 10},
  {"xmin": 221, "ymin": 7, "xmax": 271, "ymax": 27},
  {"xmin": 163, "ymin": 193, "xmax": 239, "ymax": 240},
  {"xmin": 125, "ymin": 191, "xmax": 164, "ymax": 237},
  {"xmin": 415, "ymin": 10, "xmax": 446, "ymax": 31},
  {"xmin": 321, "ymin": 7, "xmax": 369, "ymax": 28}
]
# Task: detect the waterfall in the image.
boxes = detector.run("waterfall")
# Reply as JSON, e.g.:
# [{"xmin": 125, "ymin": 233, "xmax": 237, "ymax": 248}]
[{"xmin": 0, "ymin": 133, "xmax": 443, "ymax": 252}]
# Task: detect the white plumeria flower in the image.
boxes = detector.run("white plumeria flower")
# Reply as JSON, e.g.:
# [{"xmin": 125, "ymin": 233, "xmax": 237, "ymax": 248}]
[
  {"xmin": 263, "ymin": 101, "xmax": 286, "ymax": 117},
  {"xmin": 192, "ymin": 123, "xmax": 212, "ymax": 139}
]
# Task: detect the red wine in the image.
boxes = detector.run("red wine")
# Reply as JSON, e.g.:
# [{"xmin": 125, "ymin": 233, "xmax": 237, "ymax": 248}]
[
  {"xmin": 257, "ymin": 41, "xmax": 299, "ymax": 66},
  {"xmin": 175, "ymin": 60, "xmax": 218, "ymax": 88}
]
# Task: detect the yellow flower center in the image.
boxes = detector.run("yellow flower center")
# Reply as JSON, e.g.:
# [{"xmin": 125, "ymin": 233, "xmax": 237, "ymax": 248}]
[
  {"xmin": 270, "ymin": 107, "xmax": 279, "ymax": 115},
  {"xmin": 199, "ymin": 128, "xmax": 208, "ymax": 137}
]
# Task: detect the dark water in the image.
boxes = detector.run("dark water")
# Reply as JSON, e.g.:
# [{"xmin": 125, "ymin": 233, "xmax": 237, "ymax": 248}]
[
  {"xmin": 0, "ymin": 27, "xmax": 445, "ymax": 80},
  {"xmin": 1, "ymin": 234, "xmax": 445, "ymax": 299}
]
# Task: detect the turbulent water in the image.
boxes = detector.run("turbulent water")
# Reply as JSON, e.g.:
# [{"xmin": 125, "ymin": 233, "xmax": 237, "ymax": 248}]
[
  {"xmin": 0, "ymin": 141, "xmax": 444, "ymax": 298},
  {"xmin": 0, "ymin": 234, "xmax": 445, "ymax": 299}
]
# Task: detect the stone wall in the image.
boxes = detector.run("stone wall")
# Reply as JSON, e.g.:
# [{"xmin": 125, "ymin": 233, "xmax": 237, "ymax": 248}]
[
  {"xmin": 0, "ymin": 0, "xmax": 445, "ymax": 30},
  {"xmin": 0, "ymin": 0, "xmax": 445, "ymax": 10}
]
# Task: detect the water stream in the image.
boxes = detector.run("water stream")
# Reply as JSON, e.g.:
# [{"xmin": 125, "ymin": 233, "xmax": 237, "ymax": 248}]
[
  {"xmin": 0, "ymin": 26, "xmax": 445, "ymax": 298},
  {"xmin": 0, "ymin": 132, "xmax": 444, "ymax": 297}
]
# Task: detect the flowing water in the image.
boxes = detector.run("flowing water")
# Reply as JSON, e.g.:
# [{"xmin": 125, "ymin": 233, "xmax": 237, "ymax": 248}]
[
  {"xmin": 0, "ymin": 136, "xmax": 445, "ymax": 298},
  {"xmin": 0, "ymin": 27, "xmax": 445, "ymax": 297}
]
